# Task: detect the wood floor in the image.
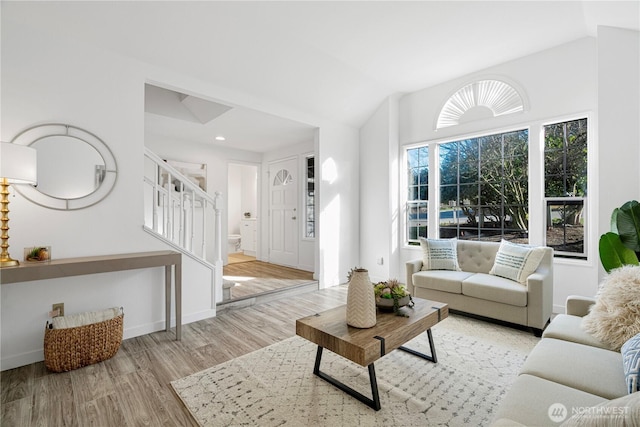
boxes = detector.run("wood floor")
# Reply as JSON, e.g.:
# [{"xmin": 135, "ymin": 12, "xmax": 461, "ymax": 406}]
[
  {"xmin": 223, "ymin": 261, "xmax": 316, "ymax": 300},
  {"xmin": 227, "ymin": 252, "xmax": 255, "ymax": 264},
  {"xmin": 1, "ymin": 285, "xmax": 348, "ymax": 427}
]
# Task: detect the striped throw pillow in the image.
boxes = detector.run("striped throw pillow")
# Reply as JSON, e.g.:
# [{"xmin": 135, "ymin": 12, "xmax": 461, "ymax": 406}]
[
  {"xmin": 622, "ymin": 333, "xmax": 640, "ymax": 394},
  {"xmin": 419, "ymin": 238, "xmax": 461, "ymax": 271},
  {"xmin": 489, "ymin": 240, "xmax": 545, "ymax": 284}
]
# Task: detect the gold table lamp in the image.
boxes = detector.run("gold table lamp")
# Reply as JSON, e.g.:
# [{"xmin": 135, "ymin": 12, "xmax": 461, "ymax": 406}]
[{"xmin": 0, "ymin": 142, "xmax": 37, "ymax": 267}]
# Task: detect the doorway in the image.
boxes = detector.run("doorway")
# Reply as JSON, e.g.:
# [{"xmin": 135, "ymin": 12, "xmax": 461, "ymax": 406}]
[{"xmin": 227, "ymin": 163, "xmax": 258, "ymax": 263}]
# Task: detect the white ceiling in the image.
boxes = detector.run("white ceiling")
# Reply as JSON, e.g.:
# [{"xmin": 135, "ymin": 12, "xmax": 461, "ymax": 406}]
[{"xmin": 4, "ymin": 1, "xmax": 639, "ymax": 153}]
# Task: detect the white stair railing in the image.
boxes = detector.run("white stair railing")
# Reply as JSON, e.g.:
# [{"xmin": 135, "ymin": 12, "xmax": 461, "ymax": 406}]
[{"xmin": 143, "ymin": 148, "xmax": 223, "ymax": 304}]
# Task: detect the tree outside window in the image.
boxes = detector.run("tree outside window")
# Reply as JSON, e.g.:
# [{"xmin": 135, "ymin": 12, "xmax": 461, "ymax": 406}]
[{"xmin": 439, "ymin": 129, "xmax": 529, "ymax": 242}]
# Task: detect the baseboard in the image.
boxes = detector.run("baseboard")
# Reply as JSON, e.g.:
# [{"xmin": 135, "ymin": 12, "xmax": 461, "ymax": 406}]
[
  {"xmin": 553, "ymin": 303, "xmax": 565, "ymax": 314},
  {"xmin": 123, "ymin": 309, "xmax": 216, "ymax": 339},
  {"xmin": 1, "ymin": 349, "xmax": 44, "ymax": 372},
  {"xmin": 1, "ymin": 309, "xmax": 217, "ymax": 372}
]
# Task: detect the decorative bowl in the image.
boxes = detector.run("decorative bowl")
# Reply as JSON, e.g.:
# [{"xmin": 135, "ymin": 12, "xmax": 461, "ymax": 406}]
[{"xmin": 376, "ymin": 295, "xmax": 410, "ymax": 310}]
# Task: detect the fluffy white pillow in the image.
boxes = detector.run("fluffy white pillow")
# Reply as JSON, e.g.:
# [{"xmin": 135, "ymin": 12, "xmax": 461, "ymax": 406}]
[
  {"xmin": 419, "ymin": 238, "xmax": 461, "ymax": 271},
  {"xmin": 582, "ymin": 265, "xmax": 640, "ymax": 351},
  {"xmin": 489, "ymin": 239, "xmax": 545, "ymax": 285}
]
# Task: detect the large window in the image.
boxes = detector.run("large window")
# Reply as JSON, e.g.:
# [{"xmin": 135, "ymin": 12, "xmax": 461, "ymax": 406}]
[
  {"xmin": 439, "ymin": 129, "xmax": 529, "ymax": 242},
  {"xmin": 405, "ymin": 119, "xmax": 590, "ymax": 253},
  {"xmin": 406, "ymin": 146, "xmax": 429, "ymax": 243},
  {"xmin": 406, "ymin": 128, "xmax": 529, "ymax": 245},
  {"xmin": 544, "ymin": 118, "xmax": 588, "ymax": 258}
]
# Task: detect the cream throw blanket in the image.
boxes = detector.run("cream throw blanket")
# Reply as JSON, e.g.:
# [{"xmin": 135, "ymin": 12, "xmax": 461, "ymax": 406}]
[{"xmin": 52, "ymin": 307, "xmax": 121, "ymax": 329}]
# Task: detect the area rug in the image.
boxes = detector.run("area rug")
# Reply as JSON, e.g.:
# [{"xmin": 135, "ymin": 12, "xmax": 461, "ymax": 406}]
[{"xmin": 171, "ymin": 315, "xmax": 539, "ymax": 426}]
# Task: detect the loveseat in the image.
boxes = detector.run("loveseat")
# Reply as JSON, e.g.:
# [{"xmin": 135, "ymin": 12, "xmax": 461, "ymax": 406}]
[
  {"xmin": 491, "ymin": 295, "xmax": 640, "ymax": 426},
  {"xmin": 406, "ymin": 239, "xmax": 553, "ymax": 336}
]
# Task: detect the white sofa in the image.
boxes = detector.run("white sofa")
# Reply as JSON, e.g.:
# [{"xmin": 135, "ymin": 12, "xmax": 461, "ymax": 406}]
[
  {"xmin": 406, "ymin": 239, "xmax": 553, "ymax": 335},
  {"xmin": 491, "ymin": 296, "xmax": 639, "ymax": 426}
]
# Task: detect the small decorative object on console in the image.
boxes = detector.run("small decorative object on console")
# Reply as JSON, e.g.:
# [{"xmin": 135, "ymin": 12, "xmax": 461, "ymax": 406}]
[
  {"xmin": 24, "ymin": 246, "xmax": 51, "ymax": 262},
  {"xmin": 374, "ymin": 279, "xmax": 414, "ymax": 316}
]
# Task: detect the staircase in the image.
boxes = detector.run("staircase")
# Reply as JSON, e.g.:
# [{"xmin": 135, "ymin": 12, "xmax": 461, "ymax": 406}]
[
  {"xmin": 143, "ymin": 147, "xmax": 318, "ymax": 311},
  {"xmin": 142, "ymin": 148, "xmax": 223, "ymax": 303}
]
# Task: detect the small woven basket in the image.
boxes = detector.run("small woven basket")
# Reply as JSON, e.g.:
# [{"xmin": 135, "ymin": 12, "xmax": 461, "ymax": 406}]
[{"xmin": 44, "ymin": 312, "xmax": 124, "ymax": 372}]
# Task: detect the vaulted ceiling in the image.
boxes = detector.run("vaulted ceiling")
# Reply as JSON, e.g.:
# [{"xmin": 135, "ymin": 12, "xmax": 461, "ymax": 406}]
[{"xmin": 4, "ymin": 1, "xmax": 639, "ymax": 152}]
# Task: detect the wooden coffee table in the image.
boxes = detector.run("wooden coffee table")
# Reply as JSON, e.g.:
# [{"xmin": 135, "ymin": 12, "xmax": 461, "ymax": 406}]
[{"xmin": 296, "ymin": 297, "xmax": 448, "ymax": 410}]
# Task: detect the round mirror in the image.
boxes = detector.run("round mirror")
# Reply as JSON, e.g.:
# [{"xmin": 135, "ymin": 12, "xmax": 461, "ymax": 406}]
[
  {"xmin": 31, "ymin": 135, "xmax": 105, "ymax": 199},
  {"xmin": 11, "ymin": 124, "xmax": 117, "ymax": 210}
]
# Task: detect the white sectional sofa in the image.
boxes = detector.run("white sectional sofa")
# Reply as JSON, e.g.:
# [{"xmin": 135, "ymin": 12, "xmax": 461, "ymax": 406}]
[
  {"xmin": 491, "ymin": 295, "xmax": 640, "ymax": 426},
  {"xmin": 406, "ymin": 239, "xmax": 553, "ymax": 336}
]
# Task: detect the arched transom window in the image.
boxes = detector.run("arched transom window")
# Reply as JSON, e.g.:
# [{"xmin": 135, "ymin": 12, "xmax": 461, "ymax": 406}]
[{"xmin": 436, "ymin": 79, "xmax": 525, "ymax": 129}]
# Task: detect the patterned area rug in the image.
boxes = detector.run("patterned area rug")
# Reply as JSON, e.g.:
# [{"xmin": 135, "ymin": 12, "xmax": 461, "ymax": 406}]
[{"xmin": 171, "ymin": 315, "xmax": 539, "ymax": 426}]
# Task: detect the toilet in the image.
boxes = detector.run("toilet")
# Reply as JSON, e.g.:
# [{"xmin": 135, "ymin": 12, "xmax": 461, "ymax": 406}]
[{"xmin": 228, "ymin": 234, "xmax": 241, "ymax": 254}]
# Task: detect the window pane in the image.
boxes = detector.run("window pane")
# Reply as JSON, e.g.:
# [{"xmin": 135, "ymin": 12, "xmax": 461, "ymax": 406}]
[
  {"xmin": 305, "ymin": 156, "xmax": 315, "ymax": 238},
  {"xmin": 544, "ymin": 118, "xmax": 587, "ymax": 198},
  {"xmin": 459, "ymin": 161, "xmax": 478, "ymax": 184},
  {"xmin": 407, "ymin": 201, "xmax": 428, "ymax": 244},
  {"xmin": 418, "ymin": 166, "xmax": 429, "ymax": 185},
  {"xmin": 408, "ymin": 168, "xmax": 419, "ymax": 186},
  {"xmin": 419, "ymin": 185, "xmax": 428, "ymax": 200},
  {"xmin": 544, "ymin": 118, "xmax": 588, "ymax": 257},
  {"xmin": 408, "ymin": 185, "xmax": 418, "ymax": 201},
  {"xmin": 440, "ymin": 185, "xmax": 457, "ymax": 206},
  {"xmin": 545, "ymin": 199, "xmax": 586, "ymax": 258}
]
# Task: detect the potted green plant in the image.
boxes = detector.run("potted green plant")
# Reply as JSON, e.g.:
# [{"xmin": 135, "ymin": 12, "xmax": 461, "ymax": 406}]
[
  {"xmin": 599, "ymin": 200, "xmax": 640, "ymax": 272},
  {"xmin": 373, "ymin": 279, "xmax": 414, "ymax": 316},
  {"xmin": 25, "ymin": 246, "xmax": 51, "ymax": 262}
]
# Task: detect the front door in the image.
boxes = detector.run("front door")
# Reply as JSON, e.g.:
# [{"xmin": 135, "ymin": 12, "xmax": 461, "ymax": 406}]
[{"xmin": 269, "ymin": 158, "xmax": 298, "ymax": 267}]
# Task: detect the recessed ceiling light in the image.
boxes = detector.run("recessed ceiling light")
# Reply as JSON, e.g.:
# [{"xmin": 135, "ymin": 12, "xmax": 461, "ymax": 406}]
[{"xmin": 215, "ymin": 136, "xmax": 226, "ymax": 141}]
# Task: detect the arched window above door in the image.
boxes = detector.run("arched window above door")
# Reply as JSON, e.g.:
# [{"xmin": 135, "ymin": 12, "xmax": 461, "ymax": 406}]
[{"xmin": 273, "ymin": 169, "xmax": 293, "ymax": 186}]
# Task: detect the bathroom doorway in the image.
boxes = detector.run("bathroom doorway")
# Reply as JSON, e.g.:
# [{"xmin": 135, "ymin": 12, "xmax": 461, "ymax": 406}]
[{"xmin": 227, "ymin": 162, "xmax": 258, "ymax": 263}]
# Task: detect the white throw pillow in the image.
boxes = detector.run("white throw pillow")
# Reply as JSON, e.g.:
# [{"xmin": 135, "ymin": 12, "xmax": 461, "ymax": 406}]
[
  {"xmin": 419, "ymin": 238, "xmax": 461, "ymax": 271},
  {"xmin": 489, "ymin": 239, "xmax": 545, "ymax": 284}
]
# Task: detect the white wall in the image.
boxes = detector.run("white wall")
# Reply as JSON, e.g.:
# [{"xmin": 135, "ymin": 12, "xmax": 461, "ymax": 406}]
[
  {"xmin": 596, "ymin": 26, "xmax": 640, "ymax": 282},
  {"xmin": 1, "ymin": 7, "xmax": 360, "ymax": 369},
  {"xmin": 317, "ymin": 125, "xmax": 361, "ymax": 286},
  {"xmin": 359, "ymin": 95, "xmax": 401, "ymax": 282}
]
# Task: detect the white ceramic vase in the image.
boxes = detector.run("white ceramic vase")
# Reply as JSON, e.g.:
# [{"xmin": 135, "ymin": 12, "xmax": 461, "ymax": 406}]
[{"xmin": 346, "ymin": 268, "xmax": 377, "ymax": 328}]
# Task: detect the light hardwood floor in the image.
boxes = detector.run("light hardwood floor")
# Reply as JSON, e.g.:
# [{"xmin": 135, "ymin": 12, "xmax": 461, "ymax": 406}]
[
  {"xmin": 223, "ymin": 261, "xmax": 316, "ymax": 300},
  {"xmin": 1, "ymin": 285, "xmax": 348, "ymax": 427}
]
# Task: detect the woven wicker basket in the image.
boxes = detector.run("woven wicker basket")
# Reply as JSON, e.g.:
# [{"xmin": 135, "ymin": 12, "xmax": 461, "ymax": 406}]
[{"xmin": 44, "ymin": 312, "xmax": 124, "ymax": 372}]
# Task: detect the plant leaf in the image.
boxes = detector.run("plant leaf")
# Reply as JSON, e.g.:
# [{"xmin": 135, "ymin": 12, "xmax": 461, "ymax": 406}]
[
  {"xmin": 616, "ymin": 200, "xmax": 640, "ymax": 252},
  {"xmin": 611, "ymin": 208, "xmax": 620, "ymax": 234},
  {"xmin": 599, "ymin": 232, "xmax": 639, "ymax": 273}
]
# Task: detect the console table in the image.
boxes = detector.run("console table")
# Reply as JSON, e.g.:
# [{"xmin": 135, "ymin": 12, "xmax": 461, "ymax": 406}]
[{"xmin": 0, "ymin": 250, "xmax": 182, "ymax": 340}]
